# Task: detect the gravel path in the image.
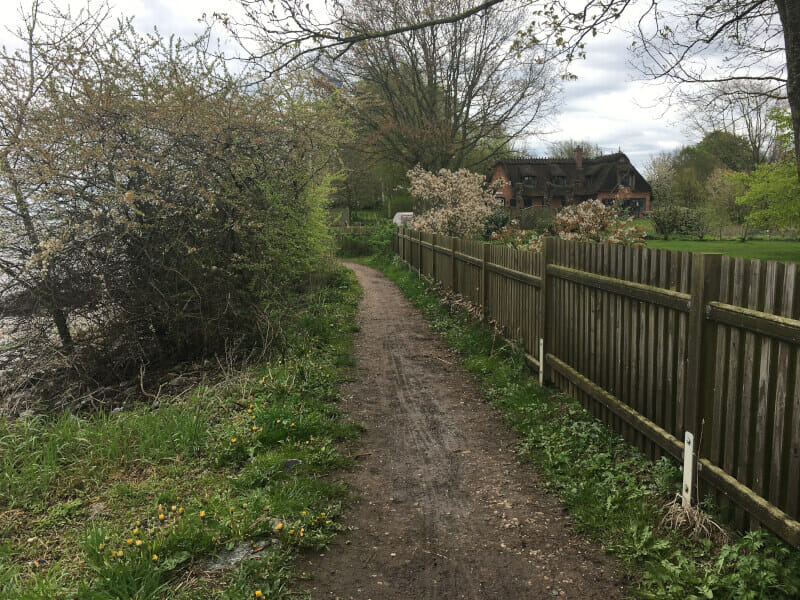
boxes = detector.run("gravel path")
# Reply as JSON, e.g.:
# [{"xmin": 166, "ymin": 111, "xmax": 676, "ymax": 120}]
[{"xmin": 301, "ymin": 262, "xmax": 626, "ymax": 599}]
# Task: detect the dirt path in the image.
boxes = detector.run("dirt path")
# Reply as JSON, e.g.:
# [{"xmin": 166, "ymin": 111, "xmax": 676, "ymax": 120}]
[{"xmin": 302, "ymin": 263, "xmax": 626, "ymax": 599}]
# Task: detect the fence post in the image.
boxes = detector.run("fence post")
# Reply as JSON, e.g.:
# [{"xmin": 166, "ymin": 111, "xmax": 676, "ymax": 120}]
[
  {"xmin": 481, "ymin": 243, "xmax": 489, "ymax": 320},
  {"xmin": 684, "ymin": 252, "xmax": 722, "ymax": 504},
  {"xmin": 452, "ymin": 236, "xmax": 458, "ymax": 294},
  {"xmin": 538, "ymin": 237, "xmax": 555, "ymax": 384},
  {"xmin": 433, "ymin": 233, "xmax": 437, "ymax": 282}
]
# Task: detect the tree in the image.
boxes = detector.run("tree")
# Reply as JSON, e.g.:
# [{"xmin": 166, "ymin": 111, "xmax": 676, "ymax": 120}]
[
  {"xmin": 705, "ymin": 168, "xmax": 752, "ymax": 239},
  {"xmin": 217, "ymin": 0, "xmax": 800, "ymax": 180},
  {"xmin": 694, "ymin": 131, "xmax": 756, "ymax": 173},
  {"xmin": 327, "ymin": 0, "xmax": 559, "ymax": 172},
  {"xmin": 0, "ymin": 2, "xmax": 343, "ymax": 405},
  {"xmin": 736, "ymin": 109, "xmax": 800, "ymax": 229},
  {"xmin": 547, "ymin": 139, "xmax": 604, "ymax": 159},
  {"xmin": 677, "ymin": 81, "xmax": 787, "ymax": 164},
  {"xmin": 630, "ymin": 0, "xmax": 800, "ymax": 179}
]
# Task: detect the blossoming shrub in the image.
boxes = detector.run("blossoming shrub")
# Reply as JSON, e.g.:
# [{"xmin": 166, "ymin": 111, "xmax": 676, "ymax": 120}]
[
  {"xmin": 407, "ymin": 166, "xmax": 505, "ymax": 239},
  {"xmin": 490, "ymin": 199, "xmax": 645, "ymax": 251}
]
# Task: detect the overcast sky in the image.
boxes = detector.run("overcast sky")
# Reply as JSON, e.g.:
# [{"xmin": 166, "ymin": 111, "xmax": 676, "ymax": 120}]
[{"xmin": 3, "ymin": 0, "xmax": 693, "ymax": 171}]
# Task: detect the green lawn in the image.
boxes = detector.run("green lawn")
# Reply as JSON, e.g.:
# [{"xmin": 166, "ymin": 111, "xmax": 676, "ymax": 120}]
[{"xmin": 645, "ymin": 239, "xmax": 800, "ymax": 263}]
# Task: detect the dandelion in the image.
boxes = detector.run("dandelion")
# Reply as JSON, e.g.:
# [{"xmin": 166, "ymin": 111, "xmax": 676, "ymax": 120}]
[
  {"xmin": 325, "ymin": 520, "xmax": 332, "ymax": 524},
  {"xmin": 255, "ymin": 591, "xmax": 263, "ymax": 598},
  {"xmin": 211, "ymin": 536, "xmax": 217, "ymax": 542},
  {"xmin": 231, "ymin": 438, "xmax": 237, "ymax": 443},
  {"xmin": 158, "ymin": 513, "xmax": 165, "ymax": 521},
  {"xmin": 152, "ymin": 554, "xmax": 159, "ymax": 561},
  {"xmin": 289, "ymin": 529, "xmax": 295, "ymax": 534},
  {"xmin": 126, "ymin": 538, "xmax": 134, "ymax": 545},
  {"xmin": 300, "ymin": 528, "xmax": 305, "ymax": 537},
  {"xmin": 247, "ymin": 409, "xmax": 252, "ymax": 414},
  {"xmin": 104, "ymin": 536, "xmax": 110, "ymax": 542},
  {"xmin": 178, "ymin": 507, "xmax": 184, "ymax": 515},
  {"xmin": 249, "ymin": 403, "xmax": 254, "ymax": 409},
  {"xmin": 135, "ymin": 540, "xmax": 143, "ymax": 547},
  {"xmin": 117, "ymin": 550, "xmax": 124, "ymax": 558},
  {"xmin": 276, "ymin": 419, "xmax": 281, "ymax": 424},
  {"xmin": 274, "ymin": 522, "xmax": 283, "ymax": 531},
  {"xmin": 252, "ymin": 426, "xmax": 258, "ymax": 431},
  {"xmin": 132, "ymin": 528, "xmax": 139, "ymax": 535},
  {"xmin": 301, "ymin": 510, "xmax": 306, "ymax": 516},
  {"xmin": 199, "ymin": 511, "xmax": 206, "ymax": 518},
  {"xmin": 291, "ymin": 423, "xmax": 295, "ymax": 427},
  {"xmin": 242, "ymin": 503, "xmax": 247, "ymax": 509},
  {"xmin": 136, "ymin": 520, "xmax": 141, "ymax": 526},
  {"xmin": 98, "ymin": 543, "xmax": 105, "ymax": 550}
]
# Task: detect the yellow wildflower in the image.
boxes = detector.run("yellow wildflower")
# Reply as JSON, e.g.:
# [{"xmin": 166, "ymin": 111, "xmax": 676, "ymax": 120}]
[{"xmin": 152, "ymin": 554, "xmax": 159, "ymax": 561}]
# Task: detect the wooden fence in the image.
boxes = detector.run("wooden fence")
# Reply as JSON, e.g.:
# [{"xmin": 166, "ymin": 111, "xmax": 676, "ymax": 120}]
[{"xmin": 395, "ymin": 228, "xmax": 800, "ymax": 548}]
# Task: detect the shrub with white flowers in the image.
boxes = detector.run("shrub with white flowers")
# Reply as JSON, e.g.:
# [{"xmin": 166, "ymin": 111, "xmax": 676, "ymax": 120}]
[
  {"xmin": 407, "ymin": 166, "xmax": 506, "ymax": 239},
  {"xmin": 491, "ymin": 199, "xmax": 645, "ymax": 251}
]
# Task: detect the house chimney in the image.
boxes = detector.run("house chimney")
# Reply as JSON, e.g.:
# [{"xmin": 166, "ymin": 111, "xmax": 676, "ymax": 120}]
[{"xmin": 574, "ymin": 146, "xmax": 583, "ymax": 169}]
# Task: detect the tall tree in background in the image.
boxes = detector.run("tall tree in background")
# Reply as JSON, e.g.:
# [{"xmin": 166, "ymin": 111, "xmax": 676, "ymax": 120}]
[
  {"xmin": 218, "ymin": 0, "xmax": 800, "ymax": 180},
  {"xmin": 327, "ymin": 0, "xmax": 559, "ymax": 172},
  {"xmin": 630, "ymin": 0, "xmax": 800, "ymax": 178},
  {"xmin": 678, "ymin": 82, "xmax": 787, "ymax": 164}
]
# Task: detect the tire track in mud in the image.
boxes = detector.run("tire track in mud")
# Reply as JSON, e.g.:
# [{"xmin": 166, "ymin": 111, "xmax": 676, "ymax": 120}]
[{"xmin": 302, "ymin": 263, "xmax": 625, "ymax": 599}]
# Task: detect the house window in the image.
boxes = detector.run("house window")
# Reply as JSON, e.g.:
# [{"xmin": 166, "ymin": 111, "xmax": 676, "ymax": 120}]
[
  {"xmin": 552, "ymin": 175, "xmax": 566, "ymax": 186},
  {"xmin": 510, "ymin": 197, "xmax": 517, "ymax": 207},
  {"xmin": 523, "ymin": 175, "xmax": 536, "ymax": 185},
  {"xmin": 524, "ymin": 197, "xmax": 532, "ymax": 208}
]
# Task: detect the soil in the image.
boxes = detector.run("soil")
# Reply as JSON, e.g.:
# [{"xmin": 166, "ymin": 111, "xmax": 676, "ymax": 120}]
[{"xmin": 301, "ymin": 262, "xmax": 626, "ymax": 599}]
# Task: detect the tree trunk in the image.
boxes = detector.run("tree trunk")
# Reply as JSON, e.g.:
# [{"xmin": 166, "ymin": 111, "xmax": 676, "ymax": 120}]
[
  {"xmin": 2, "ymin": 153, "xmax": 74, "ymax": 352},
  {"xmin": 776, "ymin": 0, "xmax": 800, "ymax": 179},
  {"xmin": 51, "ymin": 308, "xmax": 73, "ymax": 351}
]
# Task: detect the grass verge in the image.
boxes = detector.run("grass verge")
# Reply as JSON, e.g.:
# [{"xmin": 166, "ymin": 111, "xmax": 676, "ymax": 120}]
[
  {"xmin": 370, "ymin": 254, "xmax": 800, "ymax": 599},
  {"xmin": 645, "ymin": 239, "xmax": 800, "ymax": 263},
  {"xmin": 0, "ymin": 267, "xmax": 362, "ymax": 600}
]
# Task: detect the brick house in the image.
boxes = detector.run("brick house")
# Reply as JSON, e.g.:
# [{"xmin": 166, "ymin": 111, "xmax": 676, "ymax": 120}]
[{"xmin": 490, "ymin": 148, "xmax": 652, "ymax": 218}]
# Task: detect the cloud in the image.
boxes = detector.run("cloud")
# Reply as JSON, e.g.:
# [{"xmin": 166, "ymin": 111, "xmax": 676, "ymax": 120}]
[{"xmin": 525, "ymin": 25, "xmax": 690, "ymax": 170}]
